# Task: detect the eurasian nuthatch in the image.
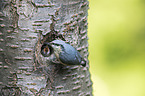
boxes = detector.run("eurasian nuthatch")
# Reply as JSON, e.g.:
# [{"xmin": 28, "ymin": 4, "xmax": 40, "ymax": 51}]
[{"xmin": 41, "ymin": 40, "xmax": 86, "ymax": 67}]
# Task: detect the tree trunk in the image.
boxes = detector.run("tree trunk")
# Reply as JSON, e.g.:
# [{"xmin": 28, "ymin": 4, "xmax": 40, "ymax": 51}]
[{"xmin": 0, "ymin": 0, "xmax": 92, "ymax": 95}]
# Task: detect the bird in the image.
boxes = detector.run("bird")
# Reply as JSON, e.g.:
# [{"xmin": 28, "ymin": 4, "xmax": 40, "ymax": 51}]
[{"xmin": 41, "ymin": 40, "xmax": 86, "ymax": 67}]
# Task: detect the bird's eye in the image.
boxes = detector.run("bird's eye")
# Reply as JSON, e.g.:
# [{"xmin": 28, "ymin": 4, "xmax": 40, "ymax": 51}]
[{"xmin": 41, "ymin": 43, "xmax": 53, "ymax": 57}]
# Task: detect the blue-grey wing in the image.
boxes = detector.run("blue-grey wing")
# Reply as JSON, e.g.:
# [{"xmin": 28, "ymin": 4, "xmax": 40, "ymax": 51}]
[{"xmin": 59, "ymin": 44, "xmax": 82, "ymax": 65}]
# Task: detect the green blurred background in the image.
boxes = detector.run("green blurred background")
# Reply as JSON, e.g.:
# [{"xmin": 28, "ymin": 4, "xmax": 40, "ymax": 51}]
[{"xmin": 88, "ymin": 0, "xmax": 145, "ymax": 96}]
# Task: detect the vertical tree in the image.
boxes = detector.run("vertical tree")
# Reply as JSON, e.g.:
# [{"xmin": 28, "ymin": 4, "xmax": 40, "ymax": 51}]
[{"xmin": 0, "ymin": 0, "xmax": 92, "ymax": 95}]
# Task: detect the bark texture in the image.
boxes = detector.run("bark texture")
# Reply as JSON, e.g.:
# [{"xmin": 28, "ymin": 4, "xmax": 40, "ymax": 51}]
[{"xmin": 0, "ymin": 0, "xmax": 92, "ymax": 95}]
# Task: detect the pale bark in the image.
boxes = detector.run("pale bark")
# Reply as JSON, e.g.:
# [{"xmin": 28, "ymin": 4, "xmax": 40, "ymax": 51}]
[{"xmin": 0, "ymin": 0, "xmax": 92, "ymax": 95}]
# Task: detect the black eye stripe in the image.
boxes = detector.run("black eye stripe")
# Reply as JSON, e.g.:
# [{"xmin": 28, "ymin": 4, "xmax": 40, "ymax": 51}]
[
  {"xmin": 51, "ymin": 43, "xmax": 65, "ymax": 51},
  {"xmin": 51, "ymin": 43, "xmax": 61, "ymax": 46}
]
